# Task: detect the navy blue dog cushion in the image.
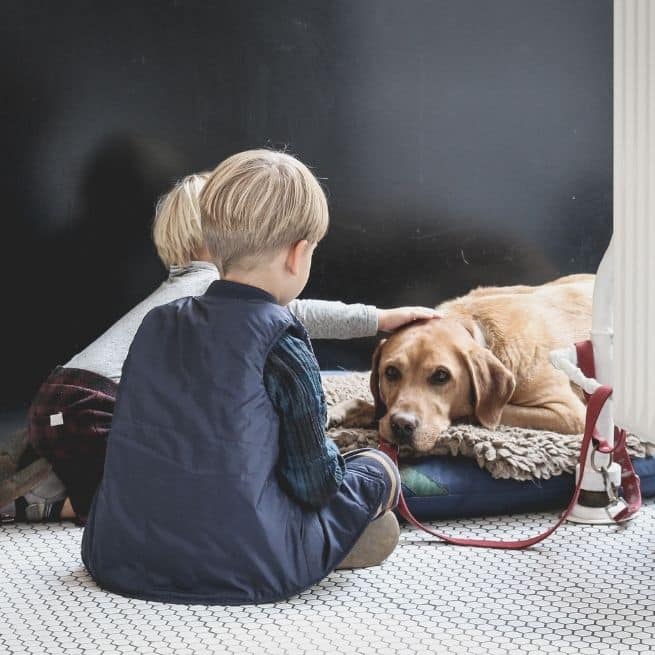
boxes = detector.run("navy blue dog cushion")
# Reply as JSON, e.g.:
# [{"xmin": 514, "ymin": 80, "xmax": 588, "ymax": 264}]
[{"xmin": 399, "ymin": 454, "xmax": 655, "ymax": 520}]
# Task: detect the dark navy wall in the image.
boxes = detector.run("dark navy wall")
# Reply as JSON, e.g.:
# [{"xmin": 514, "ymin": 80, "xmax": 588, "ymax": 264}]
[{"xmin": 1, "ymin": 0, "xmax": 612, "ymax": 411}]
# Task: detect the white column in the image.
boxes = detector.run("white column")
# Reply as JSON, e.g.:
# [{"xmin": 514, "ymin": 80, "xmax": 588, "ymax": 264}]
[{"xmin": 613, "ymin": 0, "xmax": 655, "ymax": 444}]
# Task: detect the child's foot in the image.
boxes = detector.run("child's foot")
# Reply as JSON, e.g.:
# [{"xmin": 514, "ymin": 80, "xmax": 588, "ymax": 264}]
[{"xmin": 335, "ymin": 510, "xmax": 400, "ymax": 569}]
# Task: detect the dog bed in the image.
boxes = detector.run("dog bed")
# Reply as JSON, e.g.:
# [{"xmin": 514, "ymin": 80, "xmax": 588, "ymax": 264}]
[{"xmin": 323, "ymin": 372, "xmax": 655, "ymax": 519}]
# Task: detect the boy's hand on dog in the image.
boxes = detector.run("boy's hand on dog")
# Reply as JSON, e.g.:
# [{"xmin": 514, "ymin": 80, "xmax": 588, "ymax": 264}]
[{"xmin": 377, "ymin": 307, "xmax": 441, "ymax": 333}]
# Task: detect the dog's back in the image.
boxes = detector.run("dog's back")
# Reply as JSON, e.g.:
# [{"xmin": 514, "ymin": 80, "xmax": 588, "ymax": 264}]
[{"xmin": 438, "ymin": 274, "xmax": 594, "ymax": 388}]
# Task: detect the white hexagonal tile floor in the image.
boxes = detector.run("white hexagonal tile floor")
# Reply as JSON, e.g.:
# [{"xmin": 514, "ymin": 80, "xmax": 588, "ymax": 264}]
[{"xmin": 1, "ymin": 500, "xmax": 654, "ymax": 654}]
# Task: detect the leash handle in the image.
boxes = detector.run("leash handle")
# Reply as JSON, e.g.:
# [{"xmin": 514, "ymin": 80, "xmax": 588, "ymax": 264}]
[
  {"xmin": 575, "ymin": 341, "xmax": 641, "ymax": 521},
  {"xmin": 379, "ymin": 384, "xmax": 613, "ymax": 549}
]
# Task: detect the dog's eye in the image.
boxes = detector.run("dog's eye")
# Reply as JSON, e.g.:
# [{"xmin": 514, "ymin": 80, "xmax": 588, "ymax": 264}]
[
  {"xmin": 429, "ymin": 368, "xmax": 451, "ymax": 385},
  {"xmin": 384, "ymin": 366, "xmax": 401, "ymax": 382}
]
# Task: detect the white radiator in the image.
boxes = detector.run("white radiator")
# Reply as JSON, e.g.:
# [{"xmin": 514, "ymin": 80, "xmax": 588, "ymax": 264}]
[{"xmin": 613, "ymin": 0, "xmax": 655, "ymax": 443}]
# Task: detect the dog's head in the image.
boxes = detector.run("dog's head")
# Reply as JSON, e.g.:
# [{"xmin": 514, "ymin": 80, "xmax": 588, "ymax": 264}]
[{"xmin": 370, "ymin": 318, "xmax": 515, "ymax": 451}]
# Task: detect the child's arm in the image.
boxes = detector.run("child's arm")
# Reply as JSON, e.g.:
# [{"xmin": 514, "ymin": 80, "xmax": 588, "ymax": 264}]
[
  {"xmin": 287, "ymin": 299, "xmax": 440, "ymax": 339},
  {"xmin": 264, "ymin": 331, "xmax": 346, "ymax": 510},
  {"xmin": 286, "ymin": 299, "xmax": 377, "ymax": 340}
]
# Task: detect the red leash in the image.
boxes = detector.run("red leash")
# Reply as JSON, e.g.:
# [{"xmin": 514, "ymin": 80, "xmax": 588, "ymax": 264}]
[
  {"xmin": 378, "ymin": 340, "xmax": 641, "ymax": 549},
  {"xmin": 575, "ymin": 341, "xmax": 641, "ymax": 522}
]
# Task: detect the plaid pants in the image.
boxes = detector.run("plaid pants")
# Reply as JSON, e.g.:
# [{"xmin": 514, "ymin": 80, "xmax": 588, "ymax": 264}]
[{"xmin": 27, "ymin": 366, "xmax": 117, "ymax": 523}]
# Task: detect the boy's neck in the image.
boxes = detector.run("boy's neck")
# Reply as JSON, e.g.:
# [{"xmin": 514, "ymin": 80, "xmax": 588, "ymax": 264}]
[
  {"xmin": 223, "ymin": 269, "xmax": 284, "ymax": 305},
  {"xmin": 218, "ymin": 244, "xmax": 309, "ymax": 307},
  {"xmin": 194, "ymin": 250, "xmax": 284, "ymax": 301}
]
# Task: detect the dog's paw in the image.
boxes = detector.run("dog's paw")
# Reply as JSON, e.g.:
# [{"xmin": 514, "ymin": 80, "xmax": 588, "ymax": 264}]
[{"xmin": 327, "ymin": 399, "xmax": 377, "ymax": 429}]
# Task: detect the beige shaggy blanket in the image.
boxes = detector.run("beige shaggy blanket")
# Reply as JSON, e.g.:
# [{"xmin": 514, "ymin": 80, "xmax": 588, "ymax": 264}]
[{"xmin": 323, "ymin": 373, "xmax": 654, "ymax": 481}]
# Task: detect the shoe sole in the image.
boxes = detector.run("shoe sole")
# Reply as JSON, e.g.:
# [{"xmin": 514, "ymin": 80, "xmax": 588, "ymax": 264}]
[{"xmin": 336, "ymin": 510, "xmax": 400, "ymax": 569}]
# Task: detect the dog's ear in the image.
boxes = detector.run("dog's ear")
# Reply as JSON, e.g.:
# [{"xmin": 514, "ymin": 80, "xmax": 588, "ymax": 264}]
[
  {"xmin": 464, "ymin": 348, "xmax": 516, "ymax": 429},
  {"xmin": 369, "ymin": 339, "xmax": 388, "ymax": 420}
]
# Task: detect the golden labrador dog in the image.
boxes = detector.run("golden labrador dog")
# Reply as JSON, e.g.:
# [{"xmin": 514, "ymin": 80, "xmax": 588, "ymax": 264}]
[{"xmin": 336, "ymin": 274, "xmax": 594, "ymax": 452}]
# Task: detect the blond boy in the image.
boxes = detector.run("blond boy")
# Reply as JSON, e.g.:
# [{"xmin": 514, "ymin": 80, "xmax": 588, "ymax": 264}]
[{"xmin": 81, "ymin": 150, "xmax": 426, "ymax": 604}]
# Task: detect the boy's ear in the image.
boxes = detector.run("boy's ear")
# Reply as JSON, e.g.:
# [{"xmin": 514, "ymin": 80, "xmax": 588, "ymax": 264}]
[{"xmin": 285, "ymin": 240, "xmax": 310, "ymax": 276}]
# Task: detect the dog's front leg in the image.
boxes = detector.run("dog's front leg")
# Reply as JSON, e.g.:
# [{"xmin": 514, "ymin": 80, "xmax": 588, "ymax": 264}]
[{"xmin": 327, "ymin": 398, "xmax": 377, "ymax": 429}]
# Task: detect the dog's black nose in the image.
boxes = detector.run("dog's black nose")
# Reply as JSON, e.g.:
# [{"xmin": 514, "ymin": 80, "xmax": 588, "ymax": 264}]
[{"xmin": 390, "ymin": 413, "xmax": 418, "ymax": 441}]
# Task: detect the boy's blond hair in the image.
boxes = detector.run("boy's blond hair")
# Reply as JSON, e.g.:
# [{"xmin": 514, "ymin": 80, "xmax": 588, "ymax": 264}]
[
  {"xmin": 199, "ymin": 149, "xmax": 329, "ymax": 275},
  {"xmin": 152, "ymin": 172, "xmax": 210, "ymax": 268}
]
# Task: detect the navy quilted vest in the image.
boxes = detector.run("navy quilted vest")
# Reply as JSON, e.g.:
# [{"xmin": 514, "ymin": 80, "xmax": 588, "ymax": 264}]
[{"xmin": 81, "ymin": 280, "xmax": 343, "ymax": 605}]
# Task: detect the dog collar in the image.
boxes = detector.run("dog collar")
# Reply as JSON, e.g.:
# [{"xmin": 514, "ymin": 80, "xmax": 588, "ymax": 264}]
[{"xmin": 471, "ymin": 319, "xmax": 488, "ymax": 348}]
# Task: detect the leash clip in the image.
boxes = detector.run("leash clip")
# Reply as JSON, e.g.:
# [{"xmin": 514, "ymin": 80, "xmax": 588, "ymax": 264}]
[
  {"xmin": 604, "ymin": 494, "xmax": 629, "ymax": 521},
  {"xmin": 599, "ymin": 465, "xmax": 629, "ymax": 520}
]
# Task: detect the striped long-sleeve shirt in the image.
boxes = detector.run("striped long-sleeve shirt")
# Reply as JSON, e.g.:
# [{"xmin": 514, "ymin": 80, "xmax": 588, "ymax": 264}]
[{"xmin": 264, "ymin": 332, "xmax": 346, "ymax": 509}]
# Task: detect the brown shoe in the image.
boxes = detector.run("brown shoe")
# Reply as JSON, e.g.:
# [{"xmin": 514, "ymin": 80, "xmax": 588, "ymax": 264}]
[{"xmin": 335, "ymin": 511, "xmax": 400, "ymax": 569}]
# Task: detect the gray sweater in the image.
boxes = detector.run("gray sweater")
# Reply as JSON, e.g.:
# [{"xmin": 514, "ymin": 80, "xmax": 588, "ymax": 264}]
[{"xmin": 66, "ymin": 261, "xmax": 378, "ymax": 382}]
